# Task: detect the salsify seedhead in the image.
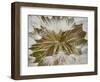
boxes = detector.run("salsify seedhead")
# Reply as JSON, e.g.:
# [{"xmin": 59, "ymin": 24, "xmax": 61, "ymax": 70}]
[{"xmin": 29, "ymin": 16, "xmax": 87, "ymax": 66}]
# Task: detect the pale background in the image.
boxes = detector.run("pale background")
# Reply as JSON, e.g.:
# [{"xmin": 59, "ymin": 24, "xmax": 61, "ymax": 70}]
[{"xmin": 0, "ymin": 0, "xmax": 100, "ymax": 82}]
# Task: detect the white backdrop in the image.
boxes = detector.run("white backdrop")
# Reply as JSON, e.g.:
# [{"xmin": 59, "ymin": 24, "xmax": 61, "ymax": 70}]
[{"xmin": 0, "ymin": 0, "xmax": 100, "ymax": 82}]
